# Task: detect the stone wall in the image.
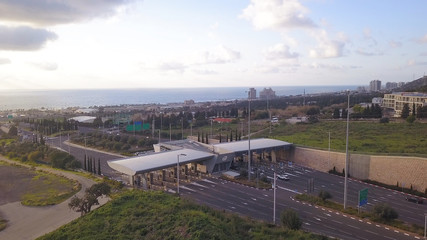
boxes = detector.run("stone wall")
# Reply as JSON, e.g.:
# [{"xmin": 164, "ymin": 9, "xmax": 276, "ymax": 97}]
[{"xmin": 290, "ymin": 147, "xmax": 427, "ymax": 192}]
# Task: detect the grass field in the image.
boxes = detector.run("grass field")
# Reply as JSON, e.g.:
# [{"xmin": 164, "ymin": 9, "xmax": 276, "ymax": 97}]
[
  {"xmin": 38, "ymin": 190, "xmax": 328, "ymax": 240},
  {"xmin": 0, "ymin": 161, "xmax": 81, "ymax": 206},
  {"xmin": 265, "ymin": 121, "xmax": 427, "ymax": 156}
]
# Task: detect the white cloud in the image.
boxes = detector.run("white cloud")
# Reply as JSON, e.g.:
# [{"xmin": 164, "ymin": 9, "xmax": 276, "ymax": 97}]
[
  {"xmin": 264, "ymin": 43, "xmax": 299, "ymax": 60},
  {"xmin": 198, "ymin": 45, "xmax": 240, "ymax": 64},
  {"xmin": 0, "ymin": 0, "xmax": 134, "ymax": 27},
  {"xmin": 240, "ymin": 0, "xmax": 316, "ymax": 31},
  {"xmin": 308, "ymin": 30, "xmax": 346, "ymax": 58},
  {"xmin": 30, "ymin": 62, "xmax": 58, "ymax": 71},
  {"xmin": 0, "ymin": 58, "xmax": 11, "ymax": 64},
  {"xmin": 156, "ymin": 61, "xmax": 187, "ymax": 73},
  {"xmin": 0, "ymin": 25, "xmax": 57, "ymax": 51},
  {"xmin": 356, "ymin": 49, "xmax": 383, "ymax": 56},
  {"xmin": 192, "ymin": 69, "xmax": 218, "ymax": 75}
]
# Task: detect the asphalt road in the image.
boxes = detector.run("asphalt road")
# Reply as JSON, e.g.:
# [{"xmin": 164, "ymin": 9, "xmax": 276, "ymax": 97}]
[{"xmin": 179, "ymin": 176, "xmax": 423, "ymax": 240}]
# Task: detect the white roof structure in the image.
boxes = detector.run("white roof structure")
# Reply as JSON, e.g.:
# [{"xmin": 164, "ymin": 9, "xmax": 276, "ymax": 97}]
[
  {"xmin": 69, "ymin": 116, "xmax": 96, "ymax": 123},
  {"xmin": 107, "ymin": 149, "xmax": 215, "ymax": 175},
  {"xmin": 213, "ymin": 138, "xmax": 291, "ymax": 154}
]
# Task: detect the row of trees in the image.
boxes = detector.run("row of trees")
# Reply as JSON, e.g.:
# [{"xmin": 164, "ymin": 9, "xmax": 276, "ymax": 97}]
[
  {"xmin": 0, "ymin": 141, "xmax": 80, "ymax": 169},
  {"xmin": 401, "ymin": 103, "xmax": 427, "ymax": 119},
  {"xmin": 83, "ymin": 155, "xmax": 101, "ymax": 175}
]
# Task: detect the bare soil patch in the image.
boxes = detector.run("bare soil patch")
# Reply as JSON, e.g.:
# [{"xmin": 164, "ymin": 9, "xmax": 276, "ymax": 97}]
[{"xmin": 0, "ymin": 164, "xmax": 37, "ymax": 205}]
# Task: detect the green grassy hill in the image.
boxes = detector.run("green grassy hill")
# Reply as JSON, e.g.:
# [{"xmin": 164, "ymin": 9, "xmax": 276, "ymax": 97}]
[
  {"xmin": 267, "ymin": 121, "xmax": 427, "ymax": 156},
  {"xmin": 38, "ymin": 190, "xmax": 326, "ymax": 240}
]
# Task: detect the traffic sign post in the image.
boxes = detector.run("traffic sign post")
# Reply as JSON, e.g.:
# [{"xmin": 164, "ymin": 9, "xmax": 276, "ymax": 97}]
[{"xmin": 358, "ymin": 188, "xmax": 368, "ymax": 213}]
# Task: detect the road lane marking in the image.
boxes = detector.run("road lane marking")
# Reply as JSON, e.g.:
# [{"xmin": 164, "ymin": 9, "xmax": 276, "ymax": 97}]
[
  {"xmin": 365, "ymin": 230, "xmax": 379, "ymax": 235},
  {"xmin": 191, "ymin": 182, "xmax": 208, "ymax": 188},
  {"xmin": 347, "ymin": 225, "xmax": 360, "ymax": 229},
  {"xmin": 350, "ymin": 217, "xmax": 355, "ymax": 220},
  {"xmin": 180, "ymin": 186, "xmax": 196, "ymax": 192},
  {"xmin": 242, "ymin": 202, "xmax": 248, "ymax": 205},
  {"xmin": 202, "ymin": 179, "xmax": 216, "ymax": 184},
  {"xmin": 394, "ymin": 230, "xmax": 399, "ymax": 233},
  {"xmin": 404, "ymin": 233, "xmax": 409, "ymax": 236},
  {"xmin": 385, "ymin": 227, "xmax": 390, "ymax": 230},
  {"xmin": 251, "ymin": 198, "xmax": 257, "ymax": 201},
  {"xmin": 375, "ymin": 224, "xmax": 380, "ymax": 227},
  {"xmin": 324, "ymin": 213, "xmax": 331, "ymax": 217},
  {"xmin": 366, "ymin": 222, "xmax": 371, "ymax": 224},
  {"xmin": 314, "ymin": 217, "xmax": 321, "ymax": 221}
]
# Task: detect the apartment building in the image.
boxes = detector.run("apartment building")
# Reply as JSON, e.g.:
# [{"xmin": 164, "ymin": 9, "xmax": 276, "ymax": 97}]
[{"xmin": 383, "ymin": 92, "xmax": 427, "ymax": 117}]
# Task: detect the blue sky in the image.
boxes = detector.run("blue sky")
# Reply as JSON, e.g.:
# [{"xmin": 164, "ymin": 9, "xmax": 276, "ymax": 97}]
[{"xmin": 0, "ymin": 0, "xmax": 426, "ymax": 90}]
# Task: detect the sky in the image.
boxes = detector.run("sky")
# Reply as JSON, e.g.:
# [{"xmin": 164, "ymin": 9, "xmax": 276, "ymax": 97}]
[{"xmin": 0, "ymin": 0, "xmax": 426, "ymax": 90}]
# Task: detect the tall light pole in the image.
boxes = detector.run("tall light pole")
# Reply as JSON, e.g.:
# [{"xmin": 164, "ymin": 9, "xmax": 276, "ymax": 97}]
[
  {"xmin": 328, "ymin": 131, "xmax": 331, "ymax": 170},
  {"xmin": 343, "ymin": 91, "xmax": 350, "ymax": 209},
  {"xmin": 273, "ymin": 171, "xmax": 277, "ymax": 224},
  {"xmin": 247, "ymin": 93, "xmax": 252, "ymax": 181},
  {"xmin": 424, "ymin": 213, "xmax": 426, "ymax": 240},
  {"xmin": 177, "ymin": 153, "xmax": 187, "ymax": 195}
]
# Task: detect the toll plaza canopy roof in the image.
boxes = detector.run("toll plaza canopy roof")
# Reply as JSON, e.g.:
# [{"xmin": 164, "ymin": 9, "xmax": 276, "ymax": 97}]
[
  {"xmin": 107, "ymin": 149, "xmax": 215, "ymax": 175},
  {"xmin": 213, "ymin": 138, "xmax": 291, "ymax": 154}
]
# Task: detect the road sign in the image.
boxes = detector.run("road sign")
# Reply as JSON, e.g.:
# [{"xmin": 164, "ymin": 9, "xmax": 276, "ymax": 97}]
[{"xmin": 359, "ymin": 188, "xmax": 368, "ymax": 206}]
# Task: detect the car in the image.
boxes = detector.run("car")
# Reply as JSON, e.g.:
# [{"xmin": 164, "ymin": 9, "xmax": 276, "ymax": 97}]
[
  {"xmin": 277, "ymin": 174, "xmax": 290, "ymax": 181},
  {"xmin": 405, "ymin": 196, "xmax": 423, "ymax": 204}
]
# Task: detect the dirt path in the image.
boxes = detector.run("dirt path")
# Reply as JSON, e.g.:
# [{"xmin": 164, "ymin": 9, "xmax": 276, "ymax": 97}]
[{"xmin": 0, "ymin": 156, "xmax": 108, "ymax": 240}]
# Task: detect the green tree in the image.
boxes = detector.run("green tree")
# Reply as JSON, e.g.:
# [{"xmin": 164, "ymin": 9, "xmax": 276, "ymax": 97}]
[
  {"xmin": 68, "ymin": 182, "xmax": 111, "ymax": 216},
  {"xmin": 401, "ymin": 103, "xmax": 410, "ymax": 119},
  {"xmin": 8, "ymin": 125, "xmax": 18, "ymax": 136},
  {"xmin": 412, "ymin": 102, "xmax": 416, "ymax": 116},
  {"xmin": 280, "ymin": 209, "xmax": 302, "ymax": 230}
]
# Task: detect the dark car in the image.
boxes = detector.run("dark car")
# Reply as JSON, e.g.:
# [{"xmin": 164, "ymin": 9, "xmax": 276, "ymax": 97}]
[{"xmin": 405, "ymin": 196, "xmax": 423, "ymax": 204}]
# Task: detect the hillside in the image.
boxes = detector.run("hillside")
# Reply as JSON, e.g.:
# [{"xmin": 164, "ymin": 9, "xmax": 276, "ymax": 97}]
[
  {"xmin": 37, "ymin": 191, "xmax": 326, "ymax": 240},
  {"xmin": 394, "ymin": 76, "xmax": 427, "ymax": 92}
]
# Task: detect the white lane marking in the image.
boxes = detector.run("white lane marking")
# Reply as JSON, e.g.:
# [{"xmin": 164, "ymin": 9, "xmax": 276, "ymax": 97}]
[
  {"xmin": 264, "ymin": 194, "xmax": 269, "ymax": 197},
  {"xmin": 350, "ymin": 217, "xmax": 355, "ymax": 220},
  {"xmin": 366, "ymin": 222, "xmax": 371, "ymax": 225},
  {"xmin": 191, "ymin": 182, "xmax": 208, "ymax": 188},
  {"xmin": 375, "ymin": 224, "xmax": 380, "ymax": 227},
  {"xmin": 230, "ymin": 206, "xmax": 236, "ymax": 209},
  {"xmin": 251, "ymin": 198, "xmax": 257, "ymax": 201},
  {"xmin": 415, "ymin": 236, "xmax": 420, "ymax": 239},
  {"xmin": 314, "ymin": 217, "xmax": 321, "ymax": 221},
  {"xmin": 277, "ymin": 185, "xmax": 300, "ymax": 194},
  {"xmin": 385, "ymin": 227, "xmax": 390, "ymax": 230},
  {"xmin": 242, "ymin": 202, "xmax": 248, "ymax": 205},
  {"xmin": 394, "ymin": 230, "xmax": 399, "ymax": 233},
  {"xmin": 342, "ymin": 214, "xmax": 347, "ymax": 218},
  {"xmin": 202, "ymin": 179, "xmax": 216, "ymax": 184},
  {"xmin": 180, "ymin": 186, "xmax": 196, "ymax": 192},
  {"xmin": 325, "ymin": 213, "xmax": 331, "ymax": 217},
  {"xmin": 347, "ymin": 225, "xmax": 360, "ymax": 230},
  {"xmin": 304, "ymin": 222, "xmax": 311, "ymax": 225},
  {"xmin": 404, "ymin": 233, "xmax": 410, "ymax": 236}
]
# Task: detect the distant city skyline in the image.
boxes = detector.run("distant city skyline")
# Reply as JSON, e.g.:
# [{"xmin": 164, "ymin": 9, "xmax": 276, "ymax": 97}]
[{"xmin": 0, "ymin": 0, "xmax": 426, "ymax": 90}]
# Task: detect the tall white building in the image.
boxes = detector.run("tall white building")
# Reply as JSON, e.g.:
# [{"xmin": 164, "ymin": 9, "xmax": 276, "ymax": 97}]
[
  {"xmin": 248, "ymin": 88, "xmax": 256, "ymax": 99},
  {"xmin": 369, "ymin": 80, "xmax": 381, "ymax": 92}
]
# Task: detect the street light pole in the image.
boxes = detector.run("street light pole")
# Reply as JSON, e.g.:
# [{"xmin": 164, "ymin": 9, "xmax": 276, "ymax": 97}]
[
  {"xmin": 424, "ymin": 213, "xmax": 426, "ymax": 240},
  {"xmin": 248, "ymin": 96, "xmax": 251, "ymax": 182},
  {"xmin": 273, "ymin": 171, "xmax": 277, "ymax": 224},
  {"xmin": 328, "ymin": 131, "xmax": 331, "ymax": 170},
  {"xmin": 177, "ymin": 153, "xmax": 187, "ymax": 195},
  {"xmin": 344, "ymin": 91, "xmax": 350, "ymax": 209}
]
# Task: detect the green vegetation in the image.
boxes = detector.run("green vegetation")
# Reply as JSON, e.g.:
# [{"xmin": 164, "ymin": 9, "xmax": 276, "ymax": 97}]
[
  {"xmin": 21, "ymin": 170, "xmax": 81, "ymax": 206},
  {"xmin": 39, "ymin": 191, "xmax": 327, "ymax": 240},
  {"xmin": 295, "ymin": 194, "xmax": 424, "ymax": 236},
  {"xmin": 69, "ymin": 182, "xmax": 111, "ymax": 216},
  {"xmin": 0, "ymin": 218, "xmax": 7, "ymax": 232},
  {"xmin": 280, "ymin": 209, "xmax": 302, "ymax": 230},
  {"xmin": 269, "ymin": 121, "xmax": 427, "ymax": 156},
  {"xmin": 0, "ymin": 141, "xmax": 81, "ymax": 169}
]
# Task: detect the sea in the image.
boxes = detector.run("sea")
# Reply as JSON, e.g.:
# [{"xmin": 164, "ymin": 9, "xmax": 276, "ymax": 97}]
[{"xmin": 0, "ymin": 86, "xmax": 357, "ymax": 111}]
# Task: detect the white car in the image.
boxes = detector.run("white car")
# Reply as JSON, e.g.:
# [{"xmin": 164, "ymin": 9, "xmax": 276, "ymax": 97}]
[{"xmin": 277, "ymin": 174, "xmax": 290, "ymax": 181}]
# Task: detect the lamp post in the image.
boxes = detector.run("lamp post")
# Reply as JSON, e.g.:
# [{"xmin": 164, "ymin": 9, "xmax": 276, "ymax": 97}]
[
  {"xmin": 343, "ymin": 90, "xmax": 350, "ymax": 209},
  {"xmin": 177, "ymin": 153, "xmax": 187, "ymax": 195},
  {"xmin": 424, "ymin": 213, "xmax": 426, "ymax": 240},
  {"xmin": 273, "ymin": 171, "xmax": 277, "ymax": 224},
  {"xmin": 247, "ymin": 93, "xmax": 252, "ymax": 182}
]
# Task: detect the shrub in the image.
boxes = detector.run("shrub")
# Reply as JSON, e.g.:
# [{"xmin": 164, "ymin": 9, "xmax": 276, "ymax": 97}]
[
  {"xmin": 318, "ymin": 190, "xmax": 332, "ymax": 201},
  {"xmin": 280, "ymin": 209, "xmax": 302, "ymax": 230},
  {"xmin": 379, "ymin": 117, "xmax": 389, "ymax": 123},
  {"xmin": 406, "ymin": 115, "xmax": 415, "ymax": 123},
  {"xmin": 372, "ymin": 203, "xmax": 398, "ymax": 220}
]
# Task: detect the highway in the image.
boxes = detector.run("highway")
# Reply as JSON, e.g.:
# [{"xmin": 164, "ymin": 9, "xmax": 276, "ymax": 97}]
[
  {"xmin": 179, "ymin": 176, "xmax": 423, "ymax": 240},
  {"xmin": 46, "ymin": 134, "xmax": 426, "ymax": 239}
]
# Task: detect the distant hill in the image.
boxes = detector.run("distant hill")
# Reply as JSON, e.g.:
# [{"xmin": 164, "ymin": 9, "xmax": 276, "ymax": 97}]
[{"xmin": 394, "ymin": 76, "xmax": 427, "ymax": 92}]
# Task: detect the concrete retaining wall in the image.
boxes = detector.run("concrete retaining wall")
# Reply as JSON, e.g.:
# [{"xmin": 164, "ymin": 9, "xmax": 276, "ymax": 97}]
[{"xmin": 290, "ymin": 147, "xmax": 427, "ymax": 192}]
